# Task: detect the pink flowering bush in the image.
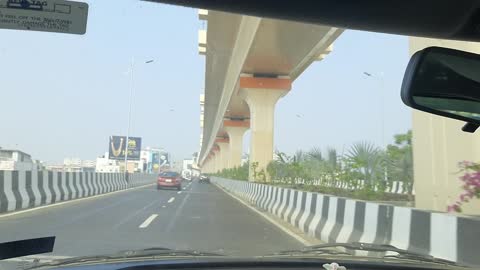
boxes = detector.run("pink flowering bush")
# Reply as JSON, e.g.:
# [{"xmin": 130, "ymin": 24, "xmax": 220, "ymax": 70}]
[{"xmin": 447, "ymin": 161, "xmax": 480, "ymax": 213}]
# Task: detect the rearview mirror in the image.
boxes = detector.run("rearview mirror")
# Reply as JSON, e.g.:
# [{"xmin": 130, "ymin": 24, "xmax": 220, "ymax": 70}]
[{"xmin": 401, "ymin": 46, "xmax": 480, "ymax": 133}]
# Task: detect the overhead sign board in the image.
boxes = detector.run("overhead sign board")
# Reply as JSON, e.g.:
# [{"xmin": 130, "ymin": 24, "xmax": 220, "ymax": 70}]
[
  {"xmin": 0, "ymin": 0, "xmax": 88, "ymax": 34},
  {"xmin": 109, "ymin": 136, "xmax": 142, "ymax": 161}
]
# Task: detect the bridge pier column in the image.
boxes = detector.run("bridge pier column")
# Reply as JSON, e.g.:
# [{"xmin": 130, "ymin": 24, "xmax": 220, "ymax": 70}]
[
  {"xmin": 212, "ymin": 148, "xmax": 220, "ymax": 173},
  {"xmin": 216, "ymin": 139, "xmax": 230, "ymax": 172},
  {"xmin": 208, "ymin": 156, "xmax": 213, "ymax": 173},
  {"xmin": 208, "ymin": 160, "xmax": 212, "ymax": 173},
  {"xmin": 208, "ymin": 153, "xmax": 214, "ymax": 173},
  {"xmin": 240, "ymin": 76, "xmax": 291, "ymax": 181},
  {"xmin": 204, "ymin": 157, "xmax": 211, "ymax": 173},
  {"xmin": 224, "ymin": 120, "xmax": 249, "ymax": 169}
]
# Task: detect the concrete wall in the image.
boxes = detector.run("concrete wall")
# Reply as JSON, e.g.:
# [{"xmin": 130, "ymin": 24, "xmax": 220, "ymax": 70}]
[
  {"xmin": 409, "ymin": 37, "xmax": 480, "ymax": 214},
  {"xmin": 0, "ymin": 170, "xmax": 156, "ymax": 214},
  {"xmin": 213, "ymin": 177, "xmax": 480, "ymax": 267}
]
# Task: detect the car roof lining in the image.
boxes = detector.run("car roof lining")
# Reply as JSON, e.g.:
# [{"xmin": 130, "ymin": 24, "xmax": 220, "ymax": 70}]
[{"xmin": 145, "ymin": 0, "xmax": 480, "ymax": 42}]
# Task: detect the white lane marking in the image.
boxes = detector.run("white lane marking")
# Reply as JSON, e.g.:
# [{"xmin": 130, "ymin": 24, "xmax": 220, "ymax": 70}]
[
  {"xmin": 168, "ymin": 197, "xmax": 175, "ymax": 203},
  {"xmin": 183, "ymin": 187, "xmax": 186, "ymax": 190},
  {"xmin": 0, "ymin": 183, "xmax": 155, "ymax": 219},
  {"xmin": 139, "ymin": 214, "xmax": 158, "ymax": 228},
  {"xmin": 113, "ymin": 197, "xmax": 161, "ymax": 230},
  {"xmin": 165, "ymin": 193, "xmax": 191, "ymax": 233},
  {"xmin": 177, "ymin": 191, "xmax": 182, "ymax": 194},
  {"xmin": 162, "ymin": 205, "xmax": 166, "ymax": 208}
]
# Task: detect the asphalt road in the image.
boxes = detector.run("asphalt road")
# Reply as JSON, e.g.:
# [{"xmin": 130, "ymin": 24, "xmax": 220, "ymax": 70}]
[{"xmin": 0, "ymin": 180, "xmax": 302, "ymax": 260}]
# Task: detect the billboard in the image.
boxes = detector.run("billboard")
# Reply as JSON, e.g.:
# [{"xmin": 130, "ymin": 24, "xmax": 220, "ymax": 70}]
[
  {"xmin": 150, "ymin": 150, "xmax": 170, "ymax": 173},
  {"xmin": 151, "ymin": 152, "xmax": 160, "ymax": 172},
  {"xmin": 109, "ymin": 136, "xmax": 141, "ymax": 160},
  {"xmin": 159, "ymin": 152, "xmax": 169, "ymax": 167}
]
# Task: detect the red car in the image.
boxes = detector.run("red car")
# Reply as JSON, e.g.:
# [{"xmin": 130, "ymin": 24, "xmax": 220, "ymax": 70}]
[{"xmin": 157, "ymin": 171, "xmax": 182, "ymax": 191}]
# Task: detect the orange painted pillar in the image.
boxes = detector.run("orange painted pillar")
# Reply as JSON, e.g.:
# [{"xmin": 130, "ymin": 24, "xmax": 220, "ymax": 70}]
[{"xmin": 240, "ymin": 76, "xmax": 291, "ymax": 181}]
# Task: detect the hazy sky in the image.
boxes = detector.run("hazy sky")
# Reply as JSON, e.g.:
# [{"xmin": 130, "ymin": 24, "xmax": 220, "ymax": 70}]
[
  {"xmin": 0, "ymin": 0, "xmax": 411, "ymax": 164},
  {"xmin": 273, "ymin": 30, "xmax": 411, "ymax": 156}
]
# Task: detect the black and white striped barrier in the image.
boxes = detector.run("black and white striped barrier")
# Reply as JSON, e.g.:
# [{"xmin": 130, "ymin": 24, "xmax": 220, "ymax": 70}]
[
  {"xmin": 0, "ymin": 170, "xmax": 156, "ymax": 214},
  {"xmin": 213, "ymin": 177, "xmax": 480, "ymax": 267},
  {"xmin": 293, "ymin": 179, "xmax": 414, "ymax": 195}
]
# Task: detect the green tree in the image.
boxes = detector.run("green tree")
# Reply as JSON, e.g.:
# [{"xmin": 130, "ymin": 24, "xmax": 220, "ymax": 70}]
[
  {"xmin": 326, "ymin": 148, "xmax": 338, "ymax": 170},
  {"xmin": 386, "ymin": 130, "xmax": 413, "ymax": 194},
  {"xmin": 302, "ymin": 148, "xmax": 323, "ymax": 182},
  {"xmin": 215, "ymin": 163, "xmax": 249, "ymax": 181},
  {"xmin": 387, "ymin": 130, "xmax": 412, "ymax": 159},
  {"xmin": 324, "ymin": 148, "xmax": 340, "ymax": 186}
]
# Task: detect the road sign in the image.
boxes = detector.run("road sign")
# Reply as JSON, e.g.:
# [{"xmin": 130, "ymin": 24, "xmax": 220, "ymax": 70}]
[{"xmin": 0, "ymin": 0, "xmax": 88, "ymax": 34}]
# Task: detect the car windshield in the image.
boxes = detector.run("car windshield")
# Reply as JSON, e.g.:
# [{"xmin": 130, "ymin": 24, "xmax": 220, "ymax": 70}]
[{"xmin": 0, "ymin": 0, "xmax": 479, "ymax": 269}]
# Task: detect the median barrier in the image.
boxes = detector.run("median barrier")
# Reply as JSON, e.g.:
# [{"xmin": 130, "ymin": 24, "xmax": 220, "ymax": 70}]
[
  {"xmin": 0, "ymin": 170, "xmax": 156, "ymax": 214},
  {"xmin": 212, "ymin": 177, "xmax": 480, "ymax": 267}
]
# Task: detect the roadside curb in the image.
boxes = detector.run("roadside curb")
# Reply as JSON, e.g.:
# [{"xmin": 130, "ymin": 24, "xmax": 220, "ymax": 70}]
[{"xmin": 213, "ymin": 182, "xmax": 318, "ymax": 246}]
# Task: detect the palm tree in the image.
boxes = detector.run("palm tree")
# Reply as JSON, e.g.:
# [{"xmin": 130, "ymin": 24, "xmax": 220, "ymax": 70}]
[
  {"xmin": 271, "ymin": 151, "xmax": 294, "ymax": 183},
  {"xmin": 307, "ymin": 147, "xmax": 323, "ymax": 161},
  {"xmin": 275, "ymin": 151, "xmax": 288, "ymax": 164},
  {"xmin": 294, "ymin": 150, "xmax": 306, "ymax": 163},
  {"xmin": 346, "ymin": 142, "xmax": 384, "ymax": 185}
]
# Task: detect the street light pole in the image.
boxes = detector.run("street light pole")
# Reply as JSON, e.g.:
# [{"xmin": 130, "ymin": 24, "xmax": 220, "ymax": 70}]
[
  {"xmin": 125, "ymin": 57, "xmax": 135, "ymax": 176},
  {"xmin": 364, "ymin": 71, "xmax": 387, "ymax": 182},
  {"xmin": 124, "ymin": 58, "xmax": 154, "ymax": 178},
  {"xmin": 363, "ymin": 71, "xmax": 385, "ymax": 149},
  {"xmin": 158, "ymin": 150, "xmax": 162, "ymax": 174},
  {"xmin": 379, "ymin": 73, "xmax": 385, "ymax": 149}
]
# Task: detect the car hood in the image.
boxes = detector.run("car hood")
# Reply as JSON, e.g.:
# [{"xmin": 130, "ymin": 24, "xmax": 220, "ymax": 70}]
[{"xmin": 22, "ymin": 254, "xmax": 470, "ymax": 270}]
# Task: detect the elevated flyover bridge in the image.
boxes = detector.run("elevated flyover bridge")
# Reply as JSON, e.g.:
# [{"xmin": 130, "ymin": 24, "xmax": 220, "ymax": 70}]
[{"xmin": 197, "ymin": 10, "xmax": 343, "ymax": 179}]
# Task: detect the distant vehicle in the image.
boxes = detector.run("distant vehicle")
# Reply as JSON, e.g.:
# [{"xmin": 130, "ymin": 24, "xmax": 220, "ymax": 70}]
[
  {"xmin": 181, "ymin": 169, "xmax": 192, "ymax": 181},
  {"xmin": 199, "ymin": 174, "xmax": 210, "ymax": 184},
  {"xmin": 157, "ymin": 171, "xmax": 182, "ymax": 190}
]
